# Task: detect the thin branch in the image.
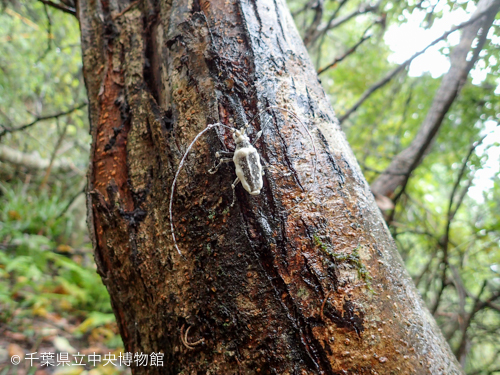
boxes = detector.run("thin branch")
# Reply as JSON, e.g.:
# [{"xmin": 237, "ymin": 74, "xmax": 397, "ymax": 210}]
[
  {"xmin": 0, "ymin": 102, "xmax": 87, "ymax": 140},
  {"xmin": 0, "ymin": 107, "xmax": 14, "ymax": 127},
  {"xmin": 44, "ymin": 3, "xmax": 52, "ymax": 51},
  {"xmin": 422, "ymin": 0, "xmax": 441, "ymax": 29},
  {"xmin": 327, "ymin": 0, "xmax": 349, "ymax": 26},
  {"xmin": 318, "ymin": 32, "xmax": 372, "ymax": 75},
  {"xmin": 422, "ymin": 255, "xmax": 441, "ymax": 300},
  {"xmin": 307, "ymin": 0, "xmax": 380, "ymax": 47},
  {"xmin": 444, "ymin": 135, "xmax": 487, "ymax": 242},
  {"xmin": 454, "ymin": 280, "xmax": 489, "ymax": 363},
  {"xmin": 55, "ymin": 182, "xmax": 86, "ymax": 220},
  {"xmin": 314, "ymin": 0, "xmax": 350, "ymax": 68},
  {"xmin": 394, "ymin": 79, "xmax": 418, "ymax": 155},
  {"xmin": 303, "ymin": 0, "xmax": 325, "ymax": 47},
  {"xmin": 338, "ymin": 4, "xmax": 497, "ymax": 124},
  {"xmin": 38, "ymin": 2, "xmax": 53, "ymax": 62},
  {"xmin": 448, "ymin": 264, "xmax": 467, "ymax": 340},
  {"xmin": 431, "ymin": 262, "xmax": 450, "ymax": 315},
  {"xmin": 485, "ymin": 301, "xmax": 500, "ymax": 314},
  {"xmin": 37, "ymin": 0, "xmax": 76, "ymax": 16},
  {"xmin": 292, "ymin": 0, "xmax": 316, "ymax": 17},
  {"xmin": 40, "ymin": 120, "xmax": 68, "ymax": 189},
  {"xmin": 414, "ymin": 252, "xmax": 436, "ymax": 288},
  {"xmin": 431, "ymin": 137, "xmax": 485, "ymax": 316},
  {"xmin": 324, "ymin": 1, "xmax": 379, "ymax": 30}
]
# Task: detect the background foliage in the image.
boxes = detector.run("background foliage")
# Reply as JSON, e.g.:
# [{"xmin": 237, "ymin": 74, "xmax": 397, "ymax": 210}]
[
  {"xmin": 0, "ymin": 2, "xmax": 123, "ymax": 374},
  {"xmin": 0, "ymin": 0, "xmax": 499, "ymax": 374}
]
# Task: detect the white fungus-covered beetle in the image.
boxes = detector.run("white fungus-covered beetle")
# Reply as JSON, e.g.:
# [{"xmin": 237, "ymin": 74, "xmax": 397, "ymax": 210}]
[
  {"xmin": 208, "ymin": 124, "xmax": 265, "ymax": 204},
  {"xmin": 169, "ymin": 106, "xmax": 317, "ymax": 256}
]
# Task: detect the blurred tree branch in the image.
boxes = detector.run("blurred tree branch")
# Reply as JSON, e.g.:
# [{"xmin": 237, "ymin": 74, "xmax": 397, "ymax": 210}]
[
  {"xmin": 37, "ymin": 0, "xmax": 76, "ymax": 16},
  {"xmin": 317, "ymin": 22, "xmax": 374, "ymax": 74},
  {"xmin": 339, "ymin": 2, "xmax": 498, "ymax": 125},
  {"xmin": 0, "ymin": 144, "xmax": 83, "ymax": 174},
  {"xmin": 370, "ymin": 0, "xmax": 500, "ymax": 199},
  {"xmin": 305, "ymin": 0, "xmax": 381, "ymax": 47},
  {"xmin": 0, "ymin": 102, "xmax": 87, "ymax": 140}
]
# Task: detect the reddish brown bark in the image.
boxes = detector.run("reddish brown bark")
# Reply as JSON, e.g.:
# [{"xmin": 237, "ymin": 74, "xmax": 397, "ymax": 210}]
[{"xmin": 79, "ymin": 0, "xmax": 463, "ymax": 373}]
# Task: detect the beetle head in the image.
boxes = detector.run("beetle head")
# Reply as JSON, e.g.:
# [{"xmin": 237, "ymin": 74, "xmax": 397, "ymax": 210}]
[{"xmin": 232, "ymin": 127, "xmax": 250, "ymax": 145}]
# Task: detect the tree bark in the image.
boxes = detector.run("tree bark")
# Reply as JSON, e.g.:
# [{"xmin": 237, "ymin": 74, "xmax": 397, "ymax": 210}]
[
  {"xmin": 370, "ymin": 0, "xmax": 500, "ymax": 199},
  {"xmin": 79, "ymin": 0, "xmax": 463, "ymax": 373}
]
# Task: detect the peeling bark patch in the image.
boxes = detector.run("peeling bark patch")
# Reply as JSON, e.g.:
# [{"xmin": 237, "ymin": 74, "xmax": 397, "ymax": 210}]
[{"xmin": 92, "ymin": 60, "xmax": 132, "ymax": 209}]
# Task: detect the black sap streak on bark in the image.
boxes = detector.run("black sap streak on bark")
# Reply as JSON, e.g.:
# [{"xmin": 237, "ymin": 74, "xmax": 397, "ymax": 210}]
[
  {"xmin": 316, "ymin": 130, "xmax": 345, "ymax": 187},
  {"xmin": 143, "ymin": 6, "xmax": 162, "ymax": 103},
  {"xmin": 324, "ymin": 299, "xmax": 365, "ymax": 336},
  {"xmin": 239, "ymin": 209, "xmax": 339, "ymax": 373}
]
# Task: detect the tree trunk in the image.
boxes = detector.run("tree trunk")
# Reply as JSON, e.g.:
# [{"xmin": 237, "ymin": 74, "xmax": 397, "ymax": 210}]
[
  {"xmin": 79, "ymin": 0, "xmax": 463, "ymax": 373},
  {"xmin": 370, "ymin": 0, "xmax": 500, "ymax": 200}
]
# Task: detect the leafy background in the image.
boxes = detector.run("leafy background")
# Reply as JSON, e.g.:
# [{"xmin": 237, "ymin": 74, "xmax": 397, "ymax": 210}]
[{"xmin": 0, "ymin": 0, "xmax": 499, "ymax": 374}]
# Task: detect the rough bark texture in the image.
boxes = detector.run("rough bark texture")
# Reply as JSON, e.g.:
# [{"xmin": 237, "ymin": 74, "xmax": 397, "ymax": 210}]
[
  {"xmin": 79, "ymin": 0, "xmax": 463, "ymax": 373},
  {"xmin": 370, "ymin": 0, "xmax": 500, "ymax": 199}
]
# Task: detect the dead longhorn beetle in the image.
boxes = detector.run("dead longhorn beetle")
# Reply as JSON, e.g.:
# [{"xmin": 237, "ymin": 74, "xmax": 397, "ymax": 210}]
[{"xmin": 169, "ymin": 106, "xmax": 318, "ymax": 256}]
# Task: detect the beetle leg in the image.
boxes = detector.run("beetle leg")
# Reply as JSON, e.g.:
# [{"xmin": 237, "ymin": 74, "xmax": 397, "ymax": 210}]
[
  {"xmin": 259, "ymin": 155, "xmax": 267, "ymax": 175},
  {"xmin": 216, "ymin": 150, "xmax": 234, "ymax": 157},
  {"xmin": 208, "ymin": 156, "xmax": 233, "ymax": 174},
  {"xmin": 260, "ymin": 155, "xmax": 275, "ymax": 173},
  {"xmin": 230, "ymin": 177, "xmax": 240, "ymax": 207}
]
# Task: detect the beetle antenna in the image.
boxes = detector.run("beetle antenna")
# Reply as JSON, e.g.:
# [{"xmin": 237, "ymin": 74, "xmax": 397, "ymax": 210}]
[{"xmin": 169, "ymin": 122, "xmax": 233, "ymax": 257}]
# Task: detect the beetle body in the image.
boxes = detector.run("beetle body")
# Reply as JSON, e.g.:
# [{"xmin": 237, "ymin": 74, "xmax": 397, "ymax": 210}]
[{"xmin": 232, "ymin": 128, "xmax": 263, "ymax": 195}]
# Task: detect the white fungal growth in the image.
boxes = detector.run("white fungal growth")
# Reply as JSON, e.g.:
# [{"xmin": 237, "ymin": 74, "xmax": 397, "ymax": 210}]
[{"xmin": 234, "ymin": 146, "xmax": 263, "ymax": 195}]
